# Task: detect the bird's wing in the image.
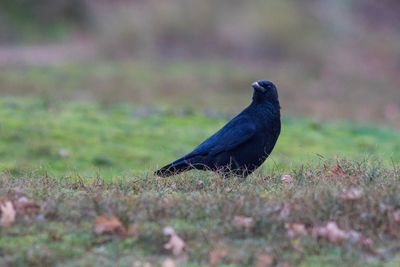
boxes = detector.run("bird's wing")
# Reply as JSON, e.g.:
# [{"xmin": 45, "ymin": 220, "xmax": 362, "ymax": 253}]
[{"xmin": 190, "ymin": 115, "xmax": 256, "ymax": 156}]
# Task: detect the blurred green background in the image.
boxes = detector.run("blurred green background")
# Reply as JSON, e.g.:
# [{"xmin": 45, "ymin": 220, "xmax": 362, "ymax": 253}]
[{"xmin": 0, "ymin": 0, "xmax": 399, "ymax": 176}]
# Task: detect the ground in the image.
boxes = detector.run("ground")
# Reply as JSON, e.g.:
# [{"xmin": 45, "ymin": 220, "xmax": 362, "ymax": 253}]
[{"xmin": 0, "ymin": 97, "xmax": 399, "ymax": 267}]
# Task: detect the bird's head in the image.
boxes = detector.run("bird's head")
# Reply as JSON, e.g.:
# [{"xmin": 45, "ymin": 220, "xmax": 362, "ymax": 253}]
[{"xmin": 251, "ymin": 80, "xmax": 279, "ymax": 104}]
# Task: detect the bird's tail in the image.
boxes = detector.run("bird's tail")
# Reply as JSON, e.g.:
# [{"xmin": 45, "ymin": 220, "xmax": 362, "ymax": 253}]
[{"xmin": 154, "ymin": 160, "xmax": 193, "ymax": 177}]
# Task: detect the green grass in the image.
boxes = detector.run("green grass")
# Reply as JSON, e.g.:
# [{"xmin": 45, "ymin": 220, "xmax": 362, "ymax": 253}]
[
  {"xmin": 0, "ymin": 97, "xmax": 398, "ymax": 177},
  {"xmin": 0, "ymin": 97, "xmax": 399, "ymax": 266}
]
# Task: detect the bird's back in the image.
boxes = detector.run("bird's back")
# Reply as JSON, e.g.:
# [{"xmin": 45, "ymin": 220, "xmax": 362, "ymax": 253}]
[
  {"xmin": 213, "ymin": 103, "xmax": 281, "ymax": 175},
  {"xmin": 155, "ymin": 79, "xmax": 281, "ymax": 178}
]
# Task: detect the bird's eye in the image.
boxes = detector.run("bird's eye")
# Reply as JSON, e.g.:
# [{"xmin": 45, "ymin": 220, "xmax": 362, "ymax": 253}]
[{"xmin": 262, "ymin": 84, "xmax": 270, "ymax": 90}]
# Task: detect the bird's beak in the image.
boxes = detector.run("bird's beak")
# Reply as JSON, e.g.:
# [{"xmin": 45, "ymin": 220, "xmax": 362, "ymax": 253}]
[{"xmin": 252, "ymin": 81, "xmax": 266, "ymax": 93}]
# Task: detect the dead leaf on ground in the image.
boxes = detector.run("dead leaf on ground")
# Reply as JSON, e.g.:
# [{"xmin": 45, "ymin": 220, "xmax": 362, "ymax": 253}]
[
  {"xmin": 209, "ymin": 248, "xmax": 227, "ymax": 267},
  {"xmin": 14, "ymin": 196, "xmax": 40, "ymax": 215},
  {"xmin": 232, "ymin": 216, "xmax": 255, "ymax": 230},
  {"xmin": 392, "ymin": 209, "xmax": 400, "ymax": 223},
  {"xmin": 285, "ymin": 223, "xmax": 307, "ymax": 238},
  {"xmin": 340, "ymin": 187, "xmax": 363, "ymax": 201},
  {"xmin": 331, "ymin": 164, "xmax": 346, "ymax": 177},
  {"xmin": 312, "ymin": 221, "xmax": 348, "ymax": 244},
  {"xmin": 94, "ymin": 215, "xmax": 126, "ymax": 236},
  {"xmin": 0, "ymin": 201, "xmax": 16, "ymax": 227},
  {"xmin": 163, "ymin": 226, "xmax": 186, "ymax": 256},
  {"xmin": 281, "ymin": 174, "xmax": 294, "ymax": 185},
  {"xmin": 162, "ymin": 258, "xmax": 176, "ymax": 267},
  {"xmin": 255, "ymin": 253, "xmax": 274, "ymax": 267},
  {"xmin": 313, "ymin": 225, "xmax": 375, "ymax": 249}
]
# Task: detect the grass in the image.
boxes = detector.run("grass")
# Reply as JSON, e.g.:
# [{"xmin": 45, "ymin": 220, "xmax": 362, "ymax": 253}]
[
  {"xmin": 0, "ymin": 160, "xmax": 399, "ymax": 266},
  {"xmin": 0, "ymin": 97, "xmax": 399, "ymax": 266},
  {"xmin": 0, "ymin": 98, "xmax": 399, "ymax": 177}
]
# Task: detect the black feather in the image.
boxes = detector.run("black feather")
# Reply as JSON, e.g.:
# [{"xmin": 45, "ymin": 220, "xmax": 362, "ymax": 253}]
[{"xmin": 155, "ymin": 80, "xmax": 281, "ymax": 178}]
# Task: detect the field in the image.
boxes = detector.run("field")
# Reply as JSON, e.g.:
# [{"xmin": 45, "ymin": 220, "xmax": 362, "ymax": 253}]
[
  {"xmin": 0, "ymin": 97, "xmax": 399, "ymax": 178},
  {"xmin": 0, "ymin": 92, "xmax": 399, "ymax": 266},
  {"xmin": 1, "ymin": 1, "xmax": 400, "ymax": 266}
]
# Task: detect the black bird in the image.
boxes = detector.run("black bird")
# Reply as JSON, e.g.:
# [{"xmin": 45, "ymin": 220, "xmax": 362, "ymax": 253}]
[{"xmin": 155, "ymin": 80, "xmax": 281, "ymax": 178}]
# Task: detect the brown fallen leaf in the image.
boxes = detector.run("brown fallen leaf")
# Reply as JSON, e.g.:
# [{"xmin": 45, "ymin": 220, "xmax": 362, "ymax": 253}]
[
  {"xmin": 331, "ymin": 164, "xmax": 346, "ymax": 177},
  {"xmin": 162, "ymin": 258, "xmax": 176, "ymax": 267},
  {"xmin": 94, "ymin": 215, "xmax": 126, "ymax": 235},
  {"xmin": 0, "ymin": 201, "xmax": 16, "ymax": 227},
  {"xmin": 209, "ymin": 248, "xmax": 227, "ymax": 267},
  {"xmin": 232, "ymin": 216, "xmax": 255, "ymax": 230},
  {"xmin": 285, "ymin": 223, "xmax": 307, "ymax": 238},
  {"xmin": 281, "ymin": 174, "xmax": 294, "ymax": 185},
  {"xmin": 163, "ymin": 226, "xmax": 186, "ymax": 256},
  {"xmin": 255, "ymin": 253, "xmax": 274, "ymax": 267},
  {"xmin": 392, "ymin": 209, "xmax": 400, "ymax": 223},
  {"xmin": 340, "ymin": 187, "xmax": 363, "ymax": 201},
  {"xmin": 312, "ymin": 221, "xmax": 348, "ymax": 244},
  {"xmin": 14, "ymin": 196, "xmax": 40, "ymax": 215}
]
